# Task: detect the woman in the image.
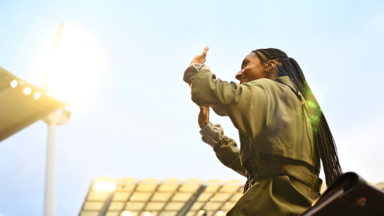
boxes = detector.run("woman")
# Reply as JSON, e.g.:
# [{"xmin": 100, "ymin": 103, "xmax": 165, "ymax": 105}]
[{"xmin": 183, "ymin": 47, "xmax": 343, "ymax": 215}]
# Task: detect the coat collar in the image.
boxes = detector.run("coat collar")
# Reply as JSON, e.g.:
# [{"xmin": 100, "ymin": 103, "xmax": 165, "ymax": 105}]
[
  {"xmin": 274, "ymin": 76, "xmax": 295, "ymax": 90},
  {"xmin": 275, "ymin": 76, "xmax": 309, "ymax": 109}
]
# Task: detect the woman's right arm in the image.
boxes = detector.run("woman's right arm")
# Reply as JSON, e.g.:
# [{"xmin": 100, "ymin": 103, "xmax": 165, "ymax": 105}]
[
  {"xmin": 184, "ymin": 64, "xmax": 268, "ymax": 139},
  {"xmin": 183, "ymin": 47, "xmax": 268, "ymax": 139}
]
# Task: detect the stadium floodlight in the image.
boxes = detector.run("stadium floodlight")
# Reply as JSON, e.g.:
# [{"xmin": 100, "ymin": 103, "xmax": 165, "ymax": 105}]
[
  {"xmin": 23, "ymin": 87, "xmax": 32, "ymax": 95},
  {"xmin": 10, "ymin": 79, "xmax": 18, "ymax": 88},
  {"xmin": 0, "ymin": 66, "xmax": 66, "ymax": 142},
  {"xmin": 34, "ymin": 92, "xmax": 41, "ymax": 100},
  {"xmin": 45, "ymin": 22, "xmax": 95, "ymax": 107},
  {"xmin": 93, "ymin": 181, "xmax": 117, "ymax": 192},
  {"xmin": 42, "ymin": 22, "xmax": 95, "ymax": 216},
  {"xmin": 122, "ymin": 211, "xmax": 132, "ymax": 216}
]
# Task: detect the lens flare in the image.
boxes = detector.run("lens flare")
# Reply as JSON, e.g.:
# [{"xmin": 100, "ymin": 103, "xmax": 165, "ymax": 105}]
[{"xmin": 23, "ymin": 87, "xmax": 32, "ymax": 95}]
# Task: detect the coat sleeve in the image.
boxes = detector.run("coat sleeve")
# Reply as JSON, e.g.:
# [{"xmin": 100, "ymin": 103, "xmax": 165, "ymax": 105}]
[
  {"xmin": 188, "ymin": 65, "xmax": 269, "ymax": 139},
  {"xmin": 214, "ymin": 136, "xmax": 246, "ymax": 177}
]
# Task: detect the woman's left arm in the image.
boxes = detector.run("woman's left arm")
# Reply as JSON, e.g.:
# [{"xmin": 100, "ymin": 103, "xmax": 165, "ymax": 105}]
[
  {"xmin": 200, "ymin": 122, "xmax": 246, "ymax": 177},
  {"xmin": 214, "ymin": 136, "xmax": 246, "ymax": 177}
]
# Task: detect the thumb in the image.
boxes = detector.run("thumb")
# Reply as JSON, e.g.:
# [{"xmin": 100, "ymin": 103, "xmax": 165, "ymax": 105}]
[{"xmin": 202, "ymin": 46, "xmax": 209, "ymax": 55}]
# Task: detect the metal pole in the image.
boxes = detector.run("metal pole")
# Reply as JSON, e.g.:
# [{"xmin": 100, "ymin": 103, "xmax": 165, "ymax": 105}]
[
  {"xmin": 176, "ymin": 185, "xmax": 207, "ymax": 216},
  {"xmin": 44, "ymin": 121, "xmax": 57, "ymax": 216},
  {"xmin": 98, "ymin": 192, "xmax": 115, "ymax": 216}
]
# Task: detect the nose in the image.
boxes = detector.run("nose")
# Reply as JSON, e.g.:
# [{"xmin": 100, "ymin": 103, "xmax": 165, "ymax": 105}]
[{"xmin": 235, "ymin": 70, "xmax": 243, "ymax": 80}]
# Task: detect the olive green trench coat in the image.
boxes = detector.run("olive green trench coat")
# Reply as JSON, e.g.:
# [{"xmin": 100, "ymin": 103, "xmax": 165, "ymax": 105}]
[{"xmin": 184, "ymin": 63, "xmax": 323, "ymax": 215}]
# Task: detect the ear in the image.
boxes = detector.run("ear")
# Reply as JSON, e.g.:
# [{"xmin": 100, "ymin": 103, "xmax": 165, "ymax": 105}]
[
  {"xmin": 268, "ymin": 60, "xmax": 277, "ymax": 68},
  {"xmin": 267, "ymin": 60, "xmax": 279, "ymax": 79}
]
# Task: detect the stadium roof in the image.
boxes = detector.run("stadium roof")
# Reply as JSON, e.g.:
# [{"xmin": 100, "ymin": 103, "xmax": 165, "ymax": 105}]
[
  {"xmin": 0, "ymin": 66, "xmax": 67, "ymax": 141},
  {"xmin": 79, "ymin": 177, "xmax": 384, "ymax": 216},
  {"xmin": 78, "ymin": 177, "xmax": 245, "ymax": 216}
]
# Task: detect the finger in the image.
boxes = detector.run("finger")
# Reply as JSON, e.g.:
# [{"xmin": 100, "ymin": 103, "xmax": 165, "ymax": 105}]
[{"xmin": 203, "ymin": 46, "xmax": 209, "ymax": 55}]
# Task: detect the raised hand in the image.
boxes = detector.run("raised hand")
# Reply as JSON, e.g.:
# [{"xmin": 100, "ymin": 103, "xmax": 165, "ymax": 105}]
[
  {"xmin": 191, "ymin": 46, "xmax": 209, "ymax": 64},
  {"xmin": 198, "ymin": 106, "xmax": 210, "ymax": 129}
]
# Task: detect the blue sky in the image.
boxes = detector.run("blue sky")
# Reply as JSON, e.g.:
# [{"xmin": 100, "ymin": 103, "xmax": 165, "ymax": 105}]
[{"xmin": 1, "ymin": 0, "xmax": 384, "ymax": 215}]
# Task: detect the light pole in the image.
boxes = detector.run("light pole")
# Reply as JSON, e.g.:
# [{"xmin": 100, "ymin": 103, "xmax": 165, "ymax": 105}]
[
  {"xmin": 42, "ymin": 109, "xmax": 70, "ymax": 216},
  {"xmin": 42, "ymin": 21, "xmax": 93, "ymax": 216}
]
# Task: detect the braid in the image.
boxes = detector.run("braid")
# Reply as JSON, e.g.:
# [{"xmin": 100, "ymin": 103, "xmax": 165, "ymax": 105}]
[{"xmin": 253, "ymin": 48, "xmax": 343, "ymax": 186}]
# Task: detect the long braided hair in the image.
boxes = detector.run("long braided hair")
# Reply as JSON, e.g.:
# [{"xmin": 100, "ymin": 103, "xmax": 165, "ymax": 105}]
[{"xmin": 252, "ymin": 48, "xmax": 342, "ymax": 186}]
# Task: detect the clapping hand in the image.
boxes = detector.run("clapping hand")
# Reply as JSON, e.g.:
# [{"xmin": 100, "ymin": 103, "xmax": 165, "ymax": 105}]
[
  {"xmin": 191, "ymin": 46, "xmax": 210, "ymax": 128},
  {"xmin": 191, "ymin": 46, "xmax": 209, "ymax": 64}
]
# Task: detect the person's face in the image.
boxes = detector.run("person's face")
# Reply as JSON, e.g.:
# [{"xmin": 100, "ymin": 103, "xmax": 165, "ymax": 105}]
[{"xmin": 236, "ymin": 52, "xmax": 267, "ymax": 84}]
